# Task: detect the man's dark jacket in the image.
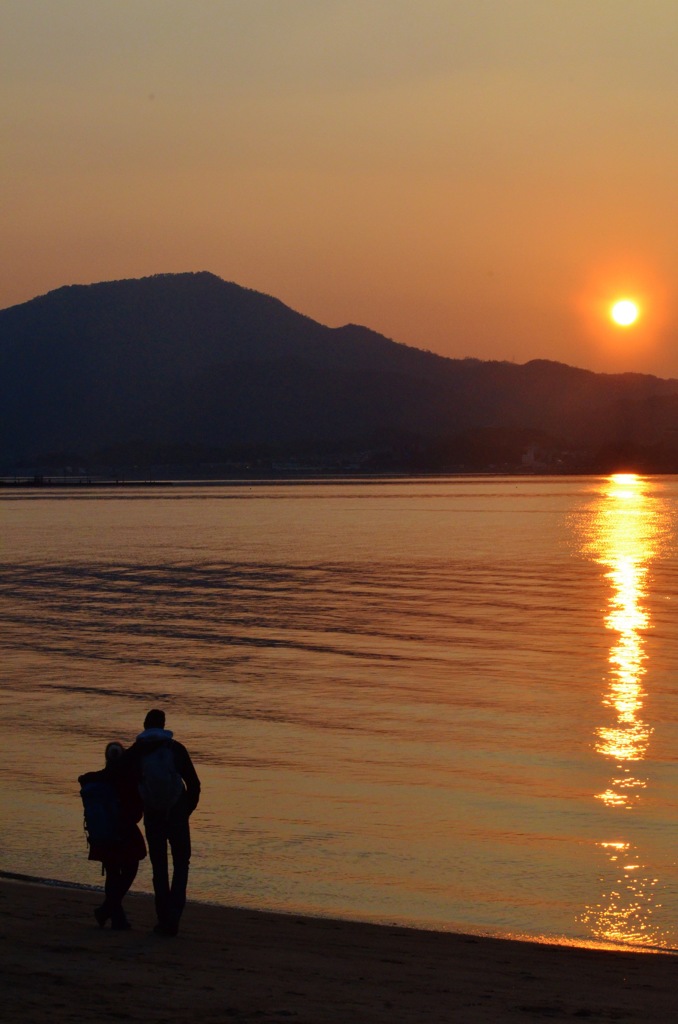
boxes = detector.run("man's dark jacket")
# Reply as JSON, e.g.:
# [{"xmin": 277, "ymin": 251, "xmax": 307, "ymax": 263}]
[{"xmin": 125, "ymin": 727, "xmax": 201, "ymax": 813}]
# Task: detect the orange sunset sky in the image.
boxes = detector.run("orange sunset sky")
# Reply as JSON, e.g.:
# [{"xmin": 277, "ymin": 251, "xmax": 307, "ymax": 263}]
[{"xmin": 3, "ymin": 1, "xmax": 678, "ymax": 377}]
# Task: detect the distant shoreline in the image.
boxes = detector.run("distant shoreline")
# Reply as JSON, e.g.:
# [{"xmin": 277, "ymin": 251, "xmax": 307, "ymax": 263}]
[
  {"xmin": 0, "ymin": 477, "xmax": 172, "ymax": 487},
  {"xmin": 0, "ymin": 471, "xmax": 521, "ymax": 488},
  {"xmin": 2, "ymin": 469, "xmax": 675, "ymax": 489},
  {"xmin": 0, "ymin": 472, "xmax": 554, "ymax": 490}
]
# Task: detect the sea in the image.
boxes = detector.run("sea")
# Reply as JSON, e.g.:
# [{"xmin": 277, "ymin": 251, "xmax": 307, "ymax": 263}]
[{"xmin": 2, "ymin": 474, "xmax": 678, "ymax": 950}]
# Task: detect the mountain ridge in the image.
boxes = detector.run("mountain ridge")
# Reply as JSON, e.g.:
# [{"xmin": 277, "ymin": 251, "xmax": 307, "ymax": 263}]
[{"xmin": 3, "ymin": 272, "xmax": 678, "ymax": 473}]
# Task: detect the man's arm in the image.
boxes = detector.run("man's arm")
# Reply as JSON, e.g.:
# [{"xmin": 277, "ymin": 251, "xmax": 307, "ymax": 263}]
[{"xmin": 175, "ymin": 742, "xmax": 201, "ymax": 813}]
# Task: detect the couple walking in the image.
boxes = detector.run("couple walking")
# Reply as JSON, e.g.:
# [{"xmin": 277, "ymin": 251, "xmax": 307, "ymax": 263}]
[{"xmin": 79, "ymin": 709, "xmax": 200, "ymax": 936}]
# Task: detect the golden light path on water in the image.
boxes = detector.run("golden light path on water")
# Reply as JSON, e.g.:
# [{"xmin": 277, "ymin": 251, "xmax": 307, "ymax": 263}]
[{"xmin": 578, "ymin": 474, "xmax": 671, "ymax": 947}]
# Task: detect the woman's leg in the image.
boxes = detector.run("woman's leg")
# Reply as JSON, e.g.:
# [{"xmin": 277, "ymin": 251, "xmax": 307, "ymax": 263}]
[
  {"xmin": 94, "ymin": 862, "xmax": 117, "ymax": 926},
  {"xmin": 110, "ymin": 861, "xmax": 139, "ymax": 928}
]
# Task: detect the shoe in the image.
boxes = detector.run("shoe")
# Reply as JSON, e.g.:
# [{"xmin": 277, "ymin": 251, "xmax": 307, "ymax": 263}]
[
  {"xmin": 94, "ymin": 906, "xmax": 108, "ymax": 928},
  {"xmin": 111, "ymin": 917, "xmax": 132, "ymax": 931},
  {"xmin": 153, "ymin": 922, "xmax": 178, "ymax": 937}
]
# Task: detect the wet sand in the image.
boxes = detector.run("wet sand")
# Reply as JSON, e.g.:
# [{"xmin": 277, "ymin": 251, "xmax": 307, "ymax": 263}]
[{"xmin": 1, "ymin": 877, "xmax": 676, "ymax": 1023}]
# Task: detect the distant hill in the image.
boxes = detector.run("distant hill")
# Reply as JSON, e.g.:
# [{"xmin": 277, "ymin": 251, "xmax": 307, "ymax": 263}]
[{"xmin": 2, "ymin": 271, "xmax": 678, "ymax": 474}]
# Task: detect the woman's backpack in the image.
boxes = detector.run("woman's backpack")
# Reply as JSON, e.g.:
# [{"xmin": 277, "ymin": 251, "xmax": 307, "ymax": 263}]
[{"xmin": 79, "ymin": 772, "xmax": 122, "ymax": 850}]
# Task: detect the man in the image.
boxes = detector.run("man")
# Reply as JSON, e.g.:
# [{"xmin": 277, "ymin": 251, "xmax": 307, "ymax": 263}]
[{"xmin": 129, "ymin": 709, "xmax": 201, "ymax": 936}]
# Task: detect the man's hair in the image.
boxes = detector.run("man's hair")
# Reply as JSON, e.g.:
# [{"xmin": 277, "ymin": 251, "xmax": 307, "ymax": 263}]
[
  {"xmin": 144, "ymin": 708, "xmax": 166, "ymax": 730},
  {"xmin": 105, "ymin": 741, "xmax": 124, "ymax": 763}
]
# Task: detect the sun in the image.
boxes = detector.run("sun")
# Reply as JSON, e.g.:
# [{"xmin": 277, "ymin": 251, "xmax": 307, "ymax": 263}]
[{"xmin": 610, "ymin": 298, "xmax": 640, "ymax": 327}]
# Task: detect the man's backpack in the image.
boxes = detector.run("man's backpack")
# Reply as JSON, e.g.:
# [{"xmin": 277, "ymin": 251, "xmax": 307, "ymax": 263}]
[
  {"xmin": 80, "ymin": 775, "xmax": 122, "ymax": 849},
  {"xmin": 139, "ymin": 743, "xmax": 184, "ymax": 813}
]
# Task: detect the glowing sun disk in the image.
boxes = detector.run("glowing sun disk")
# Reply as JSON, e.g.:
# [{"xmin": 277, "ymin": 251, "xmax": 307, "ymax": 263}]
[{"xmin": 611, "ymin": 299, "xmax": 640, "ymax": 327}]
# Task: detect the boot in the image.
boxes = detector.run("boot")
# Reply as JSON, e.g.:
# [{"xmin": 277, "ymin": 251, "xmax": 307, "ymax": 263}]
[{"xmin": 94, "ymin": 904, "xmax": 109, "ymax": 928}]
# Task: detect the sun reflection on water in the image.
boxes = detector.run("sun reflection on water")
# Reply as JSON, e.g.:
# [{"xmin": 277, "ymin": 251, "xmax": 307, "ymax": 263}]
[
  {"xmin": 584, "ymin": 473, "xmax": 661, "ymax": 802},
  {"xmin": 577, "ymin": 473, "xmax": 672, "ymax": 948},
  {"xmin": 578, "ymin": 840, "xmax": 665, "ymax": 947}
]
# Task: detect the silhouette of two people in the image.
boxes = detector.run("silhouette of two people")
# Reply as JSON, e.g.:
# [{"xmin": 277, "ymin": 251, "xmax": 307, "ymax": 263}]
[{"xmin": 81, "ymin": 709, "xmax": 201, "ymax": 936}]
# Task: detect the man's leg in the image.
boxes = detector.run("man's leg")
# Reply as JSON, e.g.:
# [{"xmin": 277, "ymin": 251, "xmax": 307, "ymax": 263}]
[
  {"xmin": 145, "ymin": 814, "xmax": 171, "ymax": 927},
  {"xmin": 166, "ymin": 812, "xmax": 192, "ymax": 931}
]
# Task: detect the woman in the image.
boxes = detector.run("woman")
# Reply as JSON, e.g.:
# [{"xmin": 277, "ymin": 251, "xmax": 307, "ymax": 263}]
[{"xmin": 79, "ymin": 741, "xmax": 147, "ymax": 930}]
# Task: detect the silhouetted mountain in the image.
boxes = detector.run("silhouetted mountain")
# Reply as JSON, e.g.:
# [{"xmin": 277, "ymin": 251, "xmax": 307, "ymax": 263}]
[{"xmin": 3, "ymin": 271, "xmax": 678, "ymax": 473}]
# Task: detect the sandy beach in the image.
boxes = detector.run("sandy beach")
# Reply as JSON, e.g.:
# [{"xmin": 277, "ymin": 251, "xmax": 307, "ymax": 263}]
[{"xmin": 1, "ymin": 876, "xmax": 676, "ymax": 1023}]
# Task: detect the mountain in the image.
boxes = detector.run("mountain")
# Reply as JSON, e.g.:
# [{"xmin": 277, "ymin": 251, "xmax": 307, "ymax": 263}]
[{"xmin": 2, "ymin": 271, "xmax": 678, "ymax": 473}]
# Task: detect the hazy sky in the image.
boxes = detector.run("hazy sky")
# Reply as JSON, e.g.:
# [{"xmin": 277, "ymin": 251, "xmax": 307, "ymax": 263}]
[{"xmin": 4, "ymin": 1, "xmax": 678, "ymax": 375}]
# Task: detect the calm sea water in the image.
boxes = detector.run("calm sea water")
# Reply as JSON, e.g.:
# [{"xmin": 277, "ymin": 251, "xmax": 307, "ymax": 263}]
[{"xmin": 2, "ymin": 475, "xmax": 678, "ymax": 949}]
